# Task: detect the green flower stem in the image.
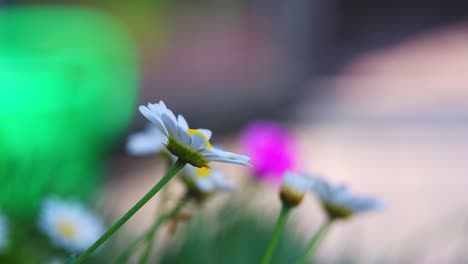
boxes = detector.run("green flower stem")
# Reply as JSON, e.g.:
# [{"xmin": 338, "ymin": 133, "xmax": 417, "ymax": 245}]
[
  {"xmin": 72, "ymin": 159, "xmax": 187, "ymax": 264},
  {"xmin": 114, "ymin": 234, "xmax": 144, "ymax": 264},
  {"xmin": 139, "ymin": 194, "xmax": 191, "ymax": 264},
  {"xmin": 296, "ymin": 219, "xmax": 334, "ymax": 264},
  {"xmin": 113, "ymin": 193, "xmax": 191, "ymax": 264},
  {"xmin": 260, "ymin": 205, "xmax": 292, "ymax": 264}
]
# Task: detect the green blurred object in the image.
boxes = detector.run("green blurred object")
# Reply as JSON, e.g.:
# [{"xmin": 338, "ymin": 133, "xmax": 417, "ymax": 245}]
[
  {"xmin": 158, "ymin": 202, "xmax": 305, "ymax": 264},
  {"xmin": 0, "ymin": 6, "xmax": 139, "ymax": 217}
]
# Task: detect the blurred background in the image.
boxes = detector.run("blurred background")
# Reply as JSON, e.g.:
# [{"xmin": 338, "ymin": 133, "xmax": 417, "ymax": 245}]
[{"xmin": 2, "ymin": 0, "xmax": 468, "ymax": 263}]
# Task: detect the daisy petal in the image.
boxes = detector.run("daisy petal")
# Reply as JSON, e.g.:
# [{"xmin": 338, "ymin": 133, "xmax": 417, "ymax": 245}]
[
  {"xmin": 158, "ymin": 100, "xmax": 167, "ymax": 109},
  {"xmin": 139, "ymin": 106, "xmax": 168, "ymax": 136},
  {"xmin": 176, "ymin": 127, "xmax": 192, "ymax": 146},
  {"xmin": 282, "ymin": 172, "xmax": 311, "ymax": 194},
  {"xmin": 206, "ymin": 155, "xmax": 252, "ymax": 166},
  {"xmin": 196, "ymin": 178, "xmax": 215, "ymax": 193},
  {"xmin": 203, "ymin": 148, "xmax": 251, "ymax": 166},
  {"xmin": 190, "ymin": 134, "xmax": 207, "ymax": 151},
  {"xmin": 161, "ymin": 114, "xmax": 180, "ymax": 141},
  {"xmin": 126, "ymin": 124, "xmax": 167, "ymax": 155},
  {"xmin": 147, "ymin": 103, "xmax": 164, "ymax": 116},
  {"xmin": 197, "ymin": 129, "xmax": 212, "ymax": 139},
  {"xmin": 127, "ymin": 133, "xmax": 160, "ymax": 155},
  {"xmin": 178, "ymin": 115, "xmax": 189, "ymax": 130}
]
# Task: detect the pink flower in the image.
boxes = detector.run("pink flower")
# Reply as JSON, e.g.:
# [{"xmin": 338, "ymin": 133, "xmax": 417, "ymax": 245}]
[{"xmin": 240, "ymin": 120, "xmax": 297, "ymax": 183}]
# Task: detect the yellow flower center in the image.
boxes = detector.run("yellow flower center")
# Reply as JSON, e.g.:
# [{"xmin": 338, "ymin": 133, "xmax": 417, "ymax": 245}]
[
  {"xmin": 56, "ymin": 221, "xmax": 76, "ymax": 240},
  {"xmin": 195, "ymin": 167, "xmax": 211, "ymax": 178},
  {"xmin": 187, "ymin": 129, "xmax": 212, "ymax": 150}
]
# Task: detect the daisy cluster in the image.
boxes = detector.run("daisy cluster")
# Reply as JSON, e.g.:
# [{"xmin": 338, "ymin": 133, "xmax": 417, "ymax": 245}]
[
  {"xmin": 129, "ymin": 100, "xmax": 384, "ymax": 220},
  {"xmin": 0, "ymin": 99, "xmax": 387, "ymax": 264},
  {"xmin": 116, "ymin": 99, "xmax": 385, "ymax": 264}
]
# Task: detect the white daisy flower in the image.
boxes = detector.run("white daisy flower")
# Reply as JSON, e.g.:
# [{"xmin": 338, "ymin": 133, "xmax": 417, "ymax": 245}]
[
  {"xmin": 279, "ymin": 172, "xmax": 313, "ymax": 207},
  {"xmin": 139, "ymin": 100, "xmax": 251, "ymax": 168},
  {"xmin": 181, "ymin": 165, "xmax": 235, "ymax": 196},
  {"xmin": 38, "ymin": 197, "xmax": 105, "ymax": 253},
  {"xmin": 126, "ymin": 123, "xmax": 167, "ymax": 155},
  {"xmin": 309, "ymin": 176, "xmax": 384, "ymax": 219},
  {"xmin": 0, "ymin": 215, "xmax": 8, "ymax": 252}
]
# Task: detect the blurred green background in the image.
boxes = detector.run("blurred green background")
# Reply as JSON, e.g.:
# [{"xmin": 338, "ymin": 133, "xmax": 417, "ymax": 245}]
[{"xmin": 0, "ymin": 6, "xmax": 139, "ymax": 216}]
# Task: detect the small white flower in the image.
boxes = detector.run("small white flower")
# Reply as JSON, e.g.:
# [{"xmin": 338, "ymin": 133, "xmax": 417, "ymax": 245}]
[
  {"xmin": 139, "ymin": 101, "xmax": 251, "ymax": 168},
  {"xmin": 182, "ymin": 165, "xmax": 234, "ymax": 195},
  {"xmin": 0, "ymin": 215, "xmax": 8, "ymax": 252},
  {"xmin": 279, "ymin": 172, "xmax": 312, "ymax": 207},
  {"xmin": 282, "ymin": 172, "xmax": 312, "ymax": 194},
  {"xmin": 39, "ymin": 197, "xmax": 105, "ymax": 253},
  {"xmin": 127, "ymin": 123, "xmax": 167, "ymax": 155},
  {"xmin": 309, "ymin": 177, "xmax": 384, "ymax": 219}
]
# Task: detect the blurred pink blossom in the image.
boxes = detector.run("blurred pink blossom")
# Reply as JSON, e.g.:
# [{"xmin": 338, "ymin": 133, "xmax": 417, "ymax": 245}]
[{"xmin": 240, "ymin": 120, "xmax": 297, "ymax": 183}]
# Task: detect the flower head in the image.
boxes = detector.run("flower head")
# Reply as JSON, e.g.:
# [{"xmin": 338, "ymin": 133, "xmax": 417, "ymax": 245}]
[
  {"xmin": 39, "ymin": 197, "xmax": 105, "ymax": 253},
  {"xmin": 241, "ymin": 120, "xmax": 296, "ymax": 182},
  {"xmin": 139, "ymin": 101, "xmax": 251, "ymax": 168},
  {"xmin": 127, "ymin": 123, "xmax": 167, "ymax": 155},
  {"xmin": 279, "ymin": 172, "xmax": 312, "ymax": 207},
  {"xmin": 0, "ymin": 215, "xmax": 7, "ymax": 252},
  {"xmin": 309, "ymin": 177, "xmax": 384, "ymax": 219},
  {"xmin": 181, "ymin": 165, "xmax": 234, "ymax": 198}
]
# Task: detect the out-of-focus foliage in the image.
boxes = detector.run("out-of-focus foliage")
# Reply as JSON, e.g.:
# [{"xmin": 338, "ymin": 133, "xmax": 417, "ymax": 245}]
[
  {"xmin": 157, "ymin": 200, "xmax": 304, "ymax": 264},
  {"xmin": 0, "ymin": 217, "xmax": 56, "ymax": 264},
  {"xmin": 0, "ymin": 6, "xmax": 139, "ymax": 217}
]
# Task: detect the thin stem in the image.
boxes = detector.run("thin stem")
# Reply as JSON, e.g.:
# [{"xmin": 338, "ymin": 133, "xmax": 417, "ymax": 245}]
[
  {"xmin": 72, "ymin": 159, "xmax": 187, "ymax": 264},
  {"xmin": 114, "ymin": 234, "xmax": 145, "ymax": 264},
  {"xmin": 139, "ymin": 194, "xmax": 191, "ymax": 264},
  {"xmin": 260, "ymin": 205, "xmax": 292, "ymax": 264},
  {"xmin": 114, "ymin": 194, "xmax": 190, "ymax": 264},
  {"xmin": 296, "ymin": 220, "xmax": 334, "ymax": 264},
  {"xmin": 114, "ymin": 186, "xmax": 172, "ymax": 264}
]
